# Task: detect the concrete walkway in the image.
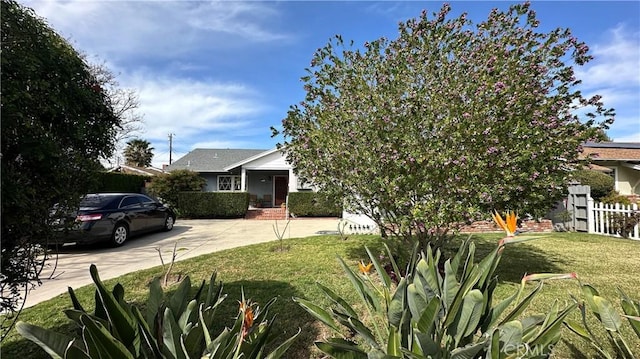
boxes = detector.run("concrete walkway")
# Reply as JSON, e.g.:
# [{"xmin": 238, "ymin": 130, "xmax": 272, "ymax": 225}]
[{"xmin": 23, "ymin": 218, "xmax": 339, "ymax": 309}]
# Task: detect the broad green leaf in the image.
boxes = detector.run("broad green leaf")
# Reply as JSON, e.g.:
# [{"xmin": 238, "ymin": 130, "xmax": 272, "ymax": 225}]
[
  {"xmin": 88, "ymin": 265, "xmax": 138, "ymax": 347},
  {"xmin": 16, "ymin": 321, "xmax": 75, "ymax": 359},
  {"xmin": 264, "ymin": 328, "xmax": 301, "ymax": 359},
  {"xmin": 317, "ymin": 281, "xmax": 359, "ymax": 318},
  {"xmin": 564, "ymin": 320, "xmax": 591, "ymax": 340},
  {"xmin": 315, "ymin": 338, "xmax": 368, "ymax": 359},
  {"xmin": 581, "ymin": 284, "xmax": 600, "ymax": 313},
  {"xmin": 162, "ymin": 307, "xmax": 185, "ymax": 359},
  {"xmin": 333, "ymin": 312, "xmax": 380, "ymax": 349},
  {"xmin": 416, "ymin": 297, "xmax": 441, "ymax": 334},
  {"xmin": 293, "ymin": 297, "xmax": 342, "ymax": 333},
  {"xmin": 80, "ymin": 314, "xmax": 135, "ymax": 359},
  {"xmin": 366, "ymin": 246, "xmax": 392, "ymax": 289},
  {"xmin": 407, "ymin": 283, "xmax": 428, "ymax": 321},
  {"xmin": 131, "ymin": 306, "xmax": 163, "ymax": 358},
  {"xmin": 177, "ymin": 299, "xmax": 197, "ymax": 332},
  {"xmin": 388, "ymin": 278, "xmax": 407, "ymax": 327},
  {"xmin": 483, "ymin": 289, "xmax": 517, "ymax": 330},
  {"xmin": 450, "ymin": 340, "xmax": 486, "ymax": 359},
  {"xmin": 530, "ymin": 303, "xmax": 577, "ymax": 348},
  {"xmin": 593, "ymin": 295, "xmax": 622, "ymax": 332},
  {"xmin": 620, "ymin": 289, "xmax": 640, "ymax": 338},
  {"xmin": 68, "ymin": 286, "xmax": 86, "ymax": 312},
  {"xmin": 499, "ymin": 282, "xmax": 542, "ymax": 326},
  {"xmin": 442, "ymin": 259, "xmax": 460, "ymax": 311},
  {"xmin": 386, "ymin": 325, "xmax": 401, "ymax": 357},
  {"xmin": 167, "ymin": 276, "xmax": 192, "ymax": 322},
  {"xmin": 451, "ymin": 289, "xmax": 484, "ymax": 345},
  {"xmin": 338, "ymin": 256, "xmax": 380, "ymax": 311},
  {"xmin": 499, "ymin": 320, "xmax": 523, "ymax": 349},
  {"xmin": 146, "ymin": 277, "xmax": 164, "ymax": 326},
  {"xmin": 413, "ymin": 332, "xmax": 439, "ymax": 356}
]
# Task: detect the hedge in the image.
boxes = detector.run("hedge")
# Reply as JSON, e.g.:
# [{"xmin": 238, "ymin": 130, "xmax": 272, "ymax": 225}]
[
  {"xmin": 570, "ymin": 169, "xmax": 614, "ymax": 200},
  {"xmin": 94, "ymin": 172, "xmax": 147, "ymax": 193},
  {"xmin": 288, "ymin": 192, "xmax": 341, "ymax": 217},
  {"xmin": 177, "ymin": 192, "xmax": 249, "ymax": 219}
]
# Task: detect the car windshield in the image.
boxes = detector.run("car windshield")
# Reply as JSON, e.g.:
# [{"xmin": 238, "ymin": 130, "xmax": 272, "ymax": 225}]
[{"xmin": 80, "ymin": 195, "xmax": 118, "ymax": 209}]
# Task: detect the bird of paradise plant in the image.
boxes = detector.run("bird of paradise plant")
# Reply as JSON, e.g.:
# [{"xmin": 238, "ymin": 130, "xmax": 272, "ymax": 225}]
[{"xmin": 294, "ymin": 209, "xmax": 582, "ymax": 358}]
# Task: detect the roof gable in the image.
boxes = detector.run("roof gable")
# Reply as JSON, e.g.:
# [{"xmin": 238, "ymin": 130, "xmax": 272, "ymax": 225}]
[{"xmin": 166, "ymin": 149, "xmax": 268, "ymax": 172}]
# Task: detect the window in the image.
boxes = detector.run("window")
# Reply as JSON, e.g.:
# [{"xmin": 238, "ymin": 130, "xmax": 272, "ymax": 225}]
[
  {"xmin": 218, "ymin": 175, "xmax": 241, "ymax": 191},
  {"xmin": 120, "ymin": 196, "xmax": 142, "ymax": 208}
]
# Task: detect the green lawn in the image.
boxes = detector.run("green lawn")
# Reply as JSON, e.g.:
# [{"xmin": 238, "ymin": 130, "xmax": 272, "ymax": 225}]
[{"xmin": 2, "ymin": 232, "xmax": 639, "ymax": 358}]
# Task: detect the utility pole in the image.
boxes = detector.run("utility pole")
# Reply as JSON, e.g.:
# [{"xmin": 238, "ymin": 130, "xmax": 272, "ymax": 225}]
[{"xmin": 168, "ymin": 133, "xmax": 175, "ymax": 164}]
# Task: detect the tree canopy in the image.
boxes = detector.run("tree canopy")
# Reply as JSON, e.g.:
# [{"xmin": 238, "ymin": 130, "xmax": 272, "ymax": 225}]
[
  {"xmin": 1, "ymin": 0, "xmax": 120, "ymax": 337},
  {"xmin": 277, "ymin": 2, "xmax": 614, "ymax": 245},
  {"xmin": 123, "ymin": 138, "xmax": 154, "ymax": 167}
]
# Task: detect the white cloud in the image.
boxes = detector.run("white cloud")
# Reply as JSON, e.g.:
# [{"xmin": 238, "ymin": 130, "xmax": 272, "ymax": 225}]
[
  {"xmin": 24, "ymin": 1, "xmax": 292, "ymax": 60},
  {"xmin": 577, "ymin": 25, "xmax": 640, "ymax": 89},
  {"xmin": 612, "ymin": 132, "xmax": 640, "ymax": 142}
]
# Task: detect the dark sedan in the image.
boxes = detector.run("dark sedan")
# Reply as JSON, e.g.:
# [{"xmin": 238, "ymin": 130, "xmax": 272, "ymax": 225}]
[{"xmin": 60, "ymin": 193, "xmax": 176, "ymax": 246}]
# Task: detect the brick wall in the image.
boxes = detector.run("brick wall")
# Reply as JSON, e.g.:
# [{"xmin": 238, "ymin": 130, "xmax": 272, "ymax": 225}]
[
  {"xmin": 245, "ymin": 208, "xmax": 288, "ymax": 220},
  {"xmin": 459, "ymin": 219, "xmax": 553, "ymax": 233}
]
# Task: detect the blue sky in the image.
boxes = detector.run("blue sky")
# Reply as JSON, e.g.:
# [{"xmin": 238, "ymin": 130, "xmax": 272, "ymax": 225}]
[{"xmin": 24, "ymin": 1, "xmax": 640, "ymax": 168}]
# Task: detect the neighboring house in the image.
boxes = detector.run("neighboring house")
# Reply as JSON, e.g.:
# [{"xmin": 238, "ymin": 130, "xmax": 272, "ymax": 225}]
[
  {"xmin": 108, "ymin": 164, "xmax": 166, "ymax": 176},
  {"xmin": 581, "ymin": 142, "xmax": 640, "ymax": 196},
  {"xmin": 165, "ymin": 148, "xmax": 312, "ymax": 207}
]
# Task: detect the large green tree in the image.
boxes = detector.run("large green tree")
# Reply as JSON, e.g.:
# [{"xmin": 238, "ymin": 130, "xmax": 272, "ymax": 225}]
[
  {"xmin": 123, "ymin": 138, "xmax": 154, "ymax": 167},
  {"xmin": 277, "ymin": 3, "xmax": 614, "ymax": 246},
  {"xmin": 1, "ymin": 0, "xmax": 120, "ymax": 338}
]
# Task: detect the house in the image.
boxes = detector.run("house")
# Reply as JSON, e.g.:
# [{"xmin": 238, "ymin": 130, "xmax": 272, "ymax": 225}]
[
  {"xmin": 581, "ymin": 142, "xmax": 640, "ymax": 197},
  {"xmin": 165, "ymin": 148, "xmax": 311, "ymax": 207}
]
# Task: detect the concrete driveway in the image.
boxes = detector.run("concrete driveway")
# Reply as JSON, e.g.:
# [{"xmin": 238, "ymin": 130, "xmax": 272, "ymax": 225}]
[{"xmin": 24, "ymin": 218, "xmax": 339, "ymax": 309}]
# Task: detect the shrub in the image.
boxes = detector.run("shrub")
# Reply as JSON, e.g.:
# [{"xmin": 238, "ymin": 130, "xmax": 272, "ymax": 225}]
[
  {"xmin": 93, "ymin": 172, "xmax": 147, "ymax": 193},
  {"xmin": 601, "ymin": 191, "xmax": 633, "ymax": 206},
  {"xmin": 570, "ymin": 170, "xmax": 614, "ymax": 200},
  {"xmin": 147, "ymin": 170, "xmax": 206, "ymax": 208},
  {"xmin": 288, "ymin": 192, "xmax": 342, "ymax": 217},
  {"xmin": 16, "ymin": 265, "xmax": 299, "ymax": 358},
  {"xmin": 178, "ymin": 192, "xmax": 249, "ymax": 218}
]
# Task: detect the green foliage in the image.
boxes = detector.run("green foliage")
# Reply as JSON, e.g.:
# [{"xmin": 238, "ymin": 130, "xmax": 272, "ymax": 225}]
[
  {"xmin": 601, "ymin": 191, "xmax": 633, "ymax": 206},
  {"xmin": 288, "ymin": 192, "xmax": 342, "ymax": 217},
  {"xmin": 147, "ymin": 170, "xmax": 206, "ymax": 209},
  {"xmin": 277, "ymin": 2, "xmax": 614, "ymax": 246},
  {"xmin": 566, "ymin": 286, "xmax": 640, "ymax": 358},
  {"xmin": 571, "ymin": 170, "xmax": 615, "ymax": 200},
  {"xmin": 93, "ymin": 172, "xmax": 148, "ymax": 193},
  {"xmin": 295, "ymin": 236, "xmax": 579, "ymax": 358},
  {"xmin": 1, "ymin": 0, "xmax": 120, "ymax": 335},
  {"xmin": 123, "ymin": 138, "xmax": 154, "ymax": 167},
  {"xmin": 16, "ymin": 265, "xmax": 299, "ymax": 358},
  {"xmin": 177, "ymin": 192, "xmax": 249, "ymax": 219},
  {"xmin": 610, "ymin": 212, "xmax": 640, "ymax": 239}
]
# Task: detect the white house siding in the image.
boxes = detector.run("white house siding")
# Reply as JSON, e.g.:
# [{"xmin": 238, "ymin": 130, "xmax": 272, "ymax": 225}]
[{"xmin": 241, "ymin": 150, "xmax": 299, "ymax": 194}]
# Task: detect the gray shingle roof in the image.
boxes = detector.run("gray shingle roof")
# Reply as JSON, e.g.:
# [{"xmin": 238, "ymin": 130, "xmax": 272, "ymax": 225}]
[{"xmin": 165, "ymin": 149, "xmax": 268, "ymax": 172}]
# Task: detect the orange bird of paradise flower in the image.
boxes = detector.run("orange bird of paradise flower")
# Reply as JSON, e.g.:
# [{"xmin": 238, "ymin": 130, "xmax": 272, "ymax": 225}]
[
  {"xmin": 492, "ymin": 210, "xmax": 517, "ymax": 237},
  {"xmin": 239, "ymin": 300, "xmax": 255, "ymax": 339},
  {"xmin": 358, "ymin": 261, "xmax": 373, "ymax": 274}
]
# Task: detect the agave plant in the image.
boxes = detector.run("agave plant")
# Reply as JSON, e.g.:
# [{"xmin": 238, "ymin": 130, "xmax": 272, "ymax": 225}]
[
  {"xmin": 17, "ymin": 264, "xmax": 299, "ymax": 358},
  {"xmin": 294, "ymin": 212, "xmax": 578, "ymax": 358}
]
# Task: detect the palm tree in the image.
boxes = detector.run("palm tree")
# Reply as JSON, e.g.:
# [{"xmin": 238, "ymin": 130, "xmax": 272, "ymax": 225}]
[{"xmin": 123, "ymin": 139, "xmax": 154, "ymax": 167}]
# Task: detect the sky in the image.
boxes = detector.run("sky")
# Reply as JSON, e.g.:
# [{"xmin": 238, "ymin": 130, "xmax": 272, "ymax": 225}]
[{"xmin": 22, "ymin": 1, "xmax": 640, "ymax": 169}]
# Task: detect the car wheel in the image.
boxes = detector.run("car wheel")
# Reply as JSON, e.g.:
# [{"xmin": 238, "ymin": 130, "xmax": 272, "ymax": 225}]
[
  {"xmin": 163, "ymin": 215, "xmax": 175, "ymax": 231},
  {"xmin": 111, "ymin": 223, "xmax": 129, "ymax": 246}
]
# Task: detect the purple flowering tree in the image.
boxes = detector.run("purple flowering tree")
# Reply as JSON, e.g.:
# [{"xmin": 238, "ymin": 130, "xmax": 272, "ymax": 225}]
[{"xmin": 276, "ymin": 3, "xmax": 613, "ymax": 246}]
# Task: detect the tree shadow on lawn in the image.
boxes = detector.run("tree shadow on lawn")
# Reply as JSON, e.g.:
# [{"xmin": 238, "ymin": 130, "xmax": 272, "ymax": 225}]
[
  {"xmin": 2, "ymin": 279, "xmax": 318, "ymax": 359},
  {"xmin": 341, "ymin": 235, "xmax": 568, "ymax": 285}
]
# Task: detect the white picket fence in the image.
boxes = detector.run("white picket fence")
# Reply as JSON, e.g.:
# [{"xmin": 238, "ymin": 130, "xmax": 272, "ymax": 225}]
[{"xmin": 587, "ymin": 200, "xmax": 639, "ymax": 240}]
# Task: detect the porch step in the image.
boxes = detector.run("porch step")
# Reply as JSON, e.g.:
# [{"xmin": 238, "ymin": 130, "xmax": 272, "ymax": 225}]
[{"xmin": 245, "ymin": 208, "xmax": 288, "ymax": 220}]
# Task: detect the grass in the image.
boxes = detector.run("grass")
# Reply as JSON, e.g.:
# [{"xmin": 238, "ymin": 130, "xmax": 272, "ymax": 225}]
[{"xmin": 2, "ymin": 232, "xmax": 639, "ymax": 358}]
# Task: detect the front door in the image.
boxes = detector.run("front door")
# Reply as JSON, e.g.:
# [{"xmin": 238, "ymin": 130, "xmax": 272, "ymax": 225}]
[{"xmin": 274, "ymin": 176, "xmax": 288, "ymax": 206}]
